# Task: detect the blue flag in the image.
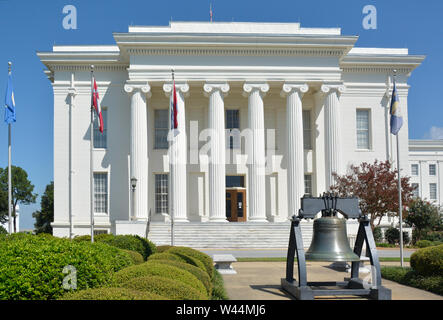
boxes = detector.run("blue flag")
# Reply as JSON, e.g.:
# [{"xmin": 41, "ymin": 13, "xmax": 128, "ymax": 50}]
[
  {"xmin": 390, "ymin": 81, "xmax": 402, "ymax": 135},
  {"xmin": 4, "ymin": 71, "xmax": 16, "ymax": 124}
]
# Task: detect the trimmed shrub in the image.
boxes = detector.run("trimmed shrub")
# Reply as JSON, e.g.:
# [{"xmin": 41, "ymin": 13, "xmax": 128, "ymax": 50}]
[
  {"xmin": 151, "ymin": 259, "xmax": 212, "ymax": 295},
  {"xmin": 381, "ymin": 266, "xmax": 443, "ymax": 296},
  {"xmin": 0, "ymin": 233, "xmax": 133, "ymax": 300},
  {"xmin": 59, "ymin": 287, "xmax": 166, "ymax": 300},
  {"xmin": 156, "ymin": 245, "xmax": 173, "ymax": 253},
  {"xmin": 73, "ymin": 234, "xmax": 156, "ymax": 260},
  {"xmin": 212, "ymin": 269, "xmax": 229, "ymax": 300},
  {"xmin": 410, "ymin": 244, "xmax": 443, "ymax": 276},
  {"xmin": 167, "ymin": 247, "xmax": 214, "ymax": 279},
  {"xmin": 122, "ymin": 250, "xmax": 144, "ymax": 265},
  {"xmin": 119, "ymin": 275, "xmax": 207, "ymax": 300},
  {"xmin": 416, "ymin": 240, "xmax": 435, "ymax": 248},
  {"xmin": 111, "ymin": 262, "xmax": 207, "ymax": 297},
  {"xmin": 149, "ymin": 252, "xmax": 207, "ymax": 274}
]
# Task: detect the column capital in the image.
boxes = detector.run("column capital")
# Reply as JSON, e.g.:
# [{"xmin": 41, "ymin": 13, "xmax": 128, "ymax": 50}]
[
  {"xmin": 280, "ymin": 82, "xmax": 309, "ymax": 97},
  {"xmin": 243, "ymin": 82, "xmax": 269, "ymax": 98},
  {"xmin": 124, "ymin": 82, "xmax": 151, "ymax": 98},
  {"xmin": 203, "ymin": 82, "xmax": 230, "ymax": 97},
  {"xmin": 320, "ymin": 83, "xmax": 346, "ymax": 95},
  {"xmin": 67, "ymin": 87, "xmax": 77, "ymax": 97},
  {"xmin": 163, "ymin": 82, "xmax": 190, "ymax": 97}
]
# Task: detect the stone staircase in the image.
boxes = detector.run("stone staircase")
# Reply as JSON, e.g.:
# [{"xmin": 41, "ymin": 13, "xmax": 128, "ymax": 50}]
[{"xmin": 147, "ymin": 221, "xmax": 314, "ymax": 248}]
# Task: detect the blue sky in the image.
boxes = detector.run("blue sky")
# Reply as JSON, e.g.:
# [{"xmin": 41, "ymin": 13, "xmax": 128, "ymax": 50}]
[{"xmin": 0, "ymin": 0, "xmax": 442, "ymax": 230}]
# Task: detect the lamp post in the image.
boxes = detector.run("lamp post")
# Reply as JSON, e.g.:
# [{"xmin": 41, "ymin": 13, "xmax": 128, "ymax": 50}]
[{"xmin": 131, "ymin": 177, "xmax": 137, "ymax": 221}]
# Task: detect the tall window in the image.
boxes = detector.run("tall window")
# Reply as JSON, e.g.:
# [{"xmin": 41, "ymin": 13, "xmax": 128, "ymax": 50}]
[
  {"xmin": 155, "ymin": 174, "xmax": 169, "ymax": 214},
  {"xmin": 430, "ymin": 183, "xmax": 437, "ymax": 200},
  {"xmin": 304, "ymin": 174, "xmax": 312, "ymax": 196},
  {"xmin": 93, "ymin": 173, "xmax": 108, "ymax": 214},
  {"xmin": 93, "ymin": 108, "xmax": 107, "ymax": 148},
  {"xmin": 429, "ymin": 164, "xmax": 436, "ymax": 176},
  {"xmin": 302, "ymin": 110, "xmax": 312, "ymax": 150},
  {"xmin": 226, "ymin": 109, "xmax": 240, "ymax": 149},
  {"xmin": 411, "ymin": 164, "xmax": 419, "ymax": 176},
  {"xmin": 356, "ymin": 109, "xmax": 370, "ymax": 150},
  {"xmin": 155, "ymin": 109, "xmax": 169, "ymax": 149},
  {"xmin": 412, "ymin": 183, "xmax": 419, "ymax": 198}
]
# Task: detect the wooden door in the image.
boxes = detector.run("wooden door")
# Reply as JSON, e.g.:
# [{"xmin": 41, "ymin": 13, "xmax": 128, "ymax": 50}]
[{"xmin": 226, "ymin": 189, "xmax": 247, "ymax": 222}]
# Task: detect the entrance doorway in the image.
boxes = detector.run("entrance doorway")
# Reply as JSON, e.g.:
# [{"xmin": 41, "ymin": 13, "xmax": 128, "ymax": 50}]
[{"xmin": 226, "ymin": 189, "xmax": 247, "ymax": 222}]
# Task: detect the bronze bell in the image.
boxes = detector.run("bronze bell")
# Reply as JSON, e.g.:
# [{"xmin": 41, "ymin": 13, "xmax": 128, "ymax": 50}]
[{"xmin": 305, "ymin": 215, "xmax": 360, "ymax": 262}]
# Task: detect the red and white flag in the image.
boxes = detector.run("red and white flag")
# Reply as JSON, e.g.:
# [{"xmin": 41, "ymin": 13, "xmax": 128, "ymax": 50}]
[{"xmin": 91, "ymin": 75, "xmax": 104, "ymax": 133}]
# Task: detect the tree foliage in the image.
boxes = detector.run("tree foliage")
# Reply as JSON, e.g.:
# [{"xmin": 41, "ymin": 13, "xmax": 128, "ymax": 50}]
[
  {"xmin": 330, "ymin": 160, "xmax": 415, "ymax": 230},
  {"xmin": 405, "ymin": 198, "xmax": 443, "ymax": 243},
  {"xmin": 32, "ymin": 181, "xmax": 54, "ymax": 234},
  {"xmin": 0, "ymin": 166, "xmax": 38, "ymax": 232}
]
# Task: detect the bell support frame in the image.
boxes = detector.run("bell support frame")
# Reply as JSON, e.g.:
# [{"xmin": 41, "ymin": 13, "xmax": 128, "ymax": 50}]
[{"xmin": 281, "ymin": 195, "xmax": 392, "ymax": 300}]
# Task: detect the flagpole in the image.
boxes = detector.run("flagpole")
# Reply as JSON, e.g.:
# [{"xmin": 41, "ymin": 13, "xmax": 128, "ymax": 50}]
[
  {"xmin": 90, "ymin": 65, "xmax": 95, "ymax": 243},
  {"xmin": 393, "ymin": 69, "xmax": 404, "ymax": 267},
  {"xmin": 7, "ymin": 62, "xmax": 12, "ymax": 234},
  {"xmin": 170, "ymin": 68, "xmax": 175, "ymax": 246}
]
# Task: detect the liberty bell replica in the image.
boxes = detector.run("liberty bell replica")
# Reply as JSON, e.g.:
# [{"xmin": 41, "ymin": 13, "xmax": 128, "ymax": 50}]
[{"xmin": 305, "ymin": 193, "xmax": 360, "ymax": 262}]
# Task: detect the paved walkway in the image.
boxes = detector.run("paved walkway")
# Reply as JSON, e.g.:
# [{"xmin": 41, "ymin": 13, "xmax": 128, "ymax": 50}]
[
  {"xmin": 201, "ymin": 247, "xmax": 416, "ymax": 258},
  {"xmin": 221, "ymin": 261, "xmax": 442, "ymax": 300}
]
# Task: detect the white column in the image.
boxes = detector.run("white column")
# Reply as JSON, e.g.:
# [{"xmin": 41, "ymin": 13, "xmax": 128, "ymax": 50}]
[
  {"xmin": 163, "ymin": 82, "xmax": 189, "ymax": 222},
  {"xmin": 321, "ymin": 84, "xmax": 345, "ymax": 190},
  {"xmin": 124, "ymin": 83, "xmax": 151, "ymax": 221},
  {"xmin": 243, "ymin": 82, "xmax": 269, "ymax": 222},
  {"xmin": 281, "ymin": 83, "xmax": 309, "ymax": 217},
  {"xmin": 204, "ymin": 83, "xmax": 230, "ymax": 222}
]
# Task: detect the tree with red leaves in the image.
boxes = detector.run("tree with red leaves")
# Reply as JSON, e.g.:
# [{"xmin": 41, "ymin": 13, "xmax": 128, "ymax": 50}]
[{"xmin": 330, "ymin": 160, "xmax": 415, "ymax": 230}]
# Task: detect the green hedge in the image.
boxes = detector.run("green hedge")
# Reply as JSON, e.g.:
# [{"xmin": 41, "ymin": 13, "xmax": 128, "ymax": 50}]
[
  {"xmin": 121, "ymin": 250, "xmax": 144, "ymax": 265},
  {"xmin": 118, "ymin": 275, "xmax": 207, "ymax": 300},
  {"xmin": 59, "ymin": 287, "xmax": 166, "ymax": 300},
  {"xmin": 150, "ymin": 259, "xmax": 212, "ymax": 296},
  {"xmin": 410, "ymin": 244, "xmax": 443, "ymax": 276},
  {"xmin": 111, "ymin": 261, "xmax": 207, "ymax": 297},
  {"xmin": 167, "ymin": 247, "xmax": 214, "ymax": 279},
  {"xmin": 212, "ymin": 269, "xmax": 229, "ymax": 300},
  {"xmin": 381, "ymin": 266, "xmax": 443, "ymax": 296},
  {"xmin": 156, "ymin": 245, "xmax": 173, "ymax": 253},
  {"xmin": 74, "ymin": 234, "xmax": 156, "ymax": 260},
  {"xmin": 149, "ymin": 252, "xmax": 206, "ymax": 273},
  {"xmin": 0, "ymin": 233, "xmax": 133, "ymax": 300}
]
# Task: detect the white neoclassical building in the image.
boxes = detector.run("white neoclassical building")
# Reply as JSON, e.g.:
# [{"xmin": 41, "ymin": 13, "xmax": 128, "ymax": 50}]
[{"xmin": 37, "ymin": 22, "xmax": 425, "ymax": 247}]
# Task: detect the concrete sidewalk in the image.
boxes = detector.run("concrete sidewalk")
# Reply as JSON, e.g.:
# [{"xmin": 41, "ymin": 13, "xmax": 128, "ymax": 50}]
[
  {"xmin": 221, "ymin": 261, "xmax": 442, "ymax": 300},
  {"xmin": 201, "ymin": 248, "xmax": 417, "ymax": 259}
]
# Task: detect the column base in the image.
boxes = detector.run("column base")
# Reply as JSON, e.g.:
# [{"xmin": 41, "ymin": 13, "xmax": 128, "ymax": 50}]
[{"xmin": 209, "ymin": 217, "xmax": 229, "ymax": 223}]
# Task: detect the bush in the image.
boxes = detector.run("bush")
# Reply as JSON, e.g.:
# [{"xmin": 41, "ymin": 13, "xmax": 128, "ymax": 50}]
[
  {"xmin": 212, "ymin": 269, "xmax": 229, "ymax": 300},
  {"xmin": 156, "ymin": 245, "xmax": 173, "ymax": 253},
  {"xmin": 167, "ymin": 247, "xmax": 214, "ymax": 279},
  {"xmin": 410, "ymin": 244, "xmax": 443, "ymax": 276},
  {"xmin": 422, "ymin": 231, "xmax": 443, "ymax": 243},
  {"xmin": 122, "ymin": 250, "xmax": 144, "ymax": 265},
  {"xmin": 0, "ymin": 233, "xmax": 133, "ymax": 300},
  {"xmin": 373, "ymin": 227, "xmax": 383, "ymax": 243},
  {"xmin": 384, "ymin": 227, "xmax": 409, "ymax": 245},
  {"xmin": 119, "ymin": 275, "xmax": 207, "ymax": 300},
  {"xmin": 146, "ymin": 259, "xmax": 212, "ymax": 295},
  {"xmin": 74, "ymin": 234, "xmax": 156, "ymax": 260},
  {"xmin": 381, "ymin": 266, "xmax": 443, "ymax": 296},
  {"xmin": 149, "ymin": 252, "xmax": 207, "ymax": 274},
  {"xmin": 111, "ymin": 262, "xmax": 207, "ymax": 297},
  {"xmin": 416, "ymin": 240, "xmax": 435, "ymax": 248},
  {"xmin": 59, "ymin": 287, "xmax": 166, "ymax": 300}
]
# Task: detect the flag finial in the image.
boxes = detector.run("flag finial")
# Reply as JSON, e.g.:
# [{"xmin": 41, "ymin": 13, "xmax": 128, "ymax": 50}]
[
  {"xmin": 90, "ymin": 65, "xmax": 94, "ymax": 73},
  {"xmin": 8, "ymin": 61, "xmax": 12, "ymax": 73},
  {"xmin": 393, "ymin": 69, "xmax": 397, "ymax": 78}
]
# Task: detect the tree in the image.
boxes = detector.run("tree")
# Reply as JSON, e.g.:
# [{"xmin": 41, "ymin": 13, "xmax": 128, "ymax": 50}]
[
  {"xmin": 330, "ymin": 160, "xmax": 415, "ymax": 230},
  {"xmin": 33, "ymin": 181, "xmax": 54, "ymax": 234},
  {"xmin": 405, "ymin": 198, "xmax": 443, "ymax": 243},
  {"xmin": 0, "ymin": 166, "xmax": 38, "ymax": 232}
]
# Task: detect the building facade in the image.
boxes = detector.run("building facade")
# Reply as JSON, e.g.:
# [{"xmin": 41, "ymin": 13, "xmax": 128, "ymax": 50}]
[{"xmin": 37, "ymin": 22, "xmax": 424, "ymax": 246}]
